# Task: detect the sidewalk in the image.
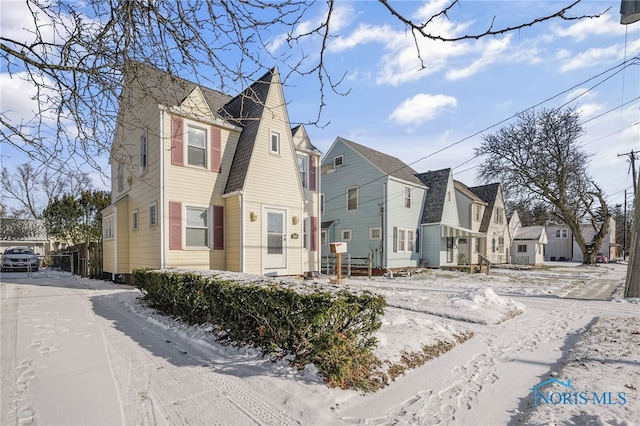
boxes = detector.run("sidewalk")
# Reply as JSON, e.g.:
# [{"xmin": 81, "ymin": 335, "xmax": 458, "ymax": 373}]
[{"xmin": 561, "ymin": 264, "xmax": 627, "ymax": 300}]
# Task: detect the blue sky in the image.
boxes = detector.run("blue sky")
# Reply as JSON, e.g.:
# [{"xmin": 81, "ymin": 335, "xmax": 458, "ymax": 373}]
[{"xmin": 1, "ymin": 0, "xmax": 639, "ymax": 210}]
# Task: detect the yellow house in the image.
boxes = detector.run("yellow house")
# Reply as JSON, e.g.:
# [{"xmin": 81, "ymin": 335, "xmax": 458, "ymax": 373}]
[{"xmin": 102, "ymin": 63, "xmax": 321, "ymax": 281}]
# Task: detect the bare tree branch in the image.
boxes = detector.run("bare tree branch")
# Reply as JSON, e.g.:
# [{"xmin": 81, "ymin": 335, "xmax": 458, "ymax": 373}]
[{"xmin": 0, "ymin": 0, "xmax": 606, "ymax": 182}]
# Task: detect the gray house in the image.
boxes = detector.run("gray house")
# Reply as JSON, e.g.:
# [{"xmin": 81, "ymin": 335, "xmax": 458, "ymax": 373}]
[
  {"xmin": 468, "ymin": 183, "xmax": 511, "ymax": 264},
  {"xmin": 416, "ymin": 169, "xmax": 482, "ymax": 268},
  {"xmin": 454, "ymin": 180, "xmax": 488, "ymax": 265},
  {"xmin": 320, "ymin": 137, "xmax": 427, "ymax": 269}
]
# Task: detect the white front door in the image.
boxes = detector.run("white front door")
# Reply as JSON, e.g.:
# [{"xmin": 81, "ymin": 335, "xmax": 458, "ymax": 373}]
[{"xmin": 265, "ymin": 208, "xmax": 286, "ymax": 269}]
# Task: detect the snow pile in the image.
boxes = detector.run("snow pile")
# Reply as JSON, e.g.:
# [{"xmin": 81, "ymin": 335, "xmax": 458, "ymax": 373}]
[
  {"xmin": 373, "ymin": 307, "xmax": 468, "ymax": 364},
  {"xmin": 450, "ymin": 287, "xmax": 526, "ymax": 324}
]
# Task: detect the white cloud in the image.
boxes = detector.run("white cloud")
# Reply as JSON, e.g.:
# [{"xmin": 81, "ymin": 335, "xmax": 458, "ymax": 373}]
[
  {"xmin": 551, "ymin": 13, "xmax": 626, "ymax": 42},
  {"xmin": 269, "ymin": 3, "xmax": 355, "ymax": 54},
  {"xmin": 560, "ymin": 44, "xmax": 625, "ymax": 72},
  {"xmin": 328, "ymin": 23, "xmax": 394, "ymax": 52},
  {"xmin": 0, "ymin": 72, "xmax": 41, "ymax": 122},
  {"xmin": 389, "ymin": 93, "xmax": 457, "ymax": 128},
  {"xmin": 575, "ymin": 102, "xmax": 605, "ymax": 119},
  {"xmin": 446, "ymin": 35, "xmax": 512, "ymax": 80},
  {"xmin": 564, "ymin": 87, "xmax": 597, "ymax": 104}
]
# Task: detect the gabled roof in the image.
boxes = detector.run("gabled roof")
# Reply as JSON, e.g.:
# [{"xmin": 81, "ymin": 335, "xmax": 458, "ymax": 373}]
[
  {"xmin": 454, "ymin": 180, "xmax": 488, "ymax": 205},
  {"xmin": 514, "ymin": 225, "xmax": 546, "ymax": 241},
  {"xmin": 292, "ymin": 125, "xmax": 321, "ymax": 154},
  {"xmin": 338, "ymin": 137, "xmax": 425, "ymax": 186},
  {"xmin": 469, "ymin": 183, "xmax": 501, "ymax": 232},
  {"xmin": 416, "ymin": 168, "xmax": 451, "ymax": 224},
  {"xmin": 128, "ymin": 62, "xmax": 232, "ymax": 120},
  {"xmin": 220, "ymin": 69, "xmax": 275, "ymax": 194}
]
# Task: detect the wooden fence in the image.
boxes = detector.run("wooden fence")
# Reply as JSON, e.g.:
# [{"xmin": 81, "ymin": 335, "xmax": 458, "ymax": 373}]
[
  {"xmin": 321, "ymin": 254, "xmax": 374, "ymax": 278},
  {"xmin": 50, "ymin": 242, "xmax": 103, "ymax": 279}
]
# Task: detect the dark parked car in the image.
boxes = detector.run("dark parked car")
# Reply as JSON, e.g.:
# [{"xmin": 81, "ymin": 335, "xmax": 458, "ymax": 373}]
[
  {"xmin": 595, "ymin": 253, "xmax": 608, "ymax": 263},
  {"xmin": 1, "ymin": 246, "xmax": 39, "ymax": 272}
]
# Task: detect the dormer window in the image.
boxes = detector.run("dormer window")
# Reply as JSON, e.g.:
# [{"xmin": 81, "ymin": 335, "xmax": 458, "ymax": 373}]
[{"xmin": 334, "ymin": 155, "xmax": 343, "ymax": 167}]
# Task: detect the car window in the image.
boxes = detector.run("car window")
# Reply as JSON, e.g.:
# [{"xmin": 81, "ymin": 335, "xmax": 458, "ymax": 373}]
[{"xmin": 5, "ymin": 248, "xmax": 34, "ymax": 255}]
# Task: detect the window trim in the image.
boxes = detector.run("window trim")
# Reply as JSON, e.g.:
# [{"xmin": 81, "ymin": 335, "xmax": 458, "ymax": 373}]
[
  {"xmin": 495, "ymin": 207, "xmax": 504, "ymax": 224},
  {"xmin": 321, "ymin": 230, "xmax": 328, "ymax": 246},
  {"xmin": 103, "ymin": 215, "xmax": 114, "ymax": 240},
  {"xmin": 149, "ymin": 201, "xmax": 157, "ymax": 226},
  {"xmin": 303, "ymin": 217, "xmax": 309, "ymax": 250},
  {"xmin": 270, "ymin": 131, "xmax": 281, "ymax": 155},
  {"xmin": 184, "ymin": 205, "xmax": 211, "ymax": 249},
  {"xmin": 132, "ymin": 209, "xmax": 139, "ymax": 230},
  {"xmin": 346, "ymin": 186, "xmax": 359, "ymax": 212},
  {"xmin": 186, "ymin": 123, "xmax": 208, "ymax": 169},
  {"xmin": 117, "ymin": 162, "xmax": 123, "ymax": 192},
  {"xmin": 369, "ymin": 227, "xmax": 381, "ymax": 240},
  {"xmin": 518, "ymin": 244, "xmax": 527, "ymax": 253},
  {"xmin": 404, "ymin": 186, "xmax": 411, "ymax": 209},
  {"xmin": 407, "ymin": 229, "xmax": 415, "ymax": 252},
  {"xmin": 297, "ymin": 154, "xmax": 308, "ymax": 188},
  {"xmin": 341, "ymin": 229, "xmax": 352, "ymax": 241},
  {"xmin": 139, "ymin": 129, "xmax": 148, "ymax": 174},
  {"xmin": 394, "ymin": 227, "xmax": 415, "ymax": 253}
]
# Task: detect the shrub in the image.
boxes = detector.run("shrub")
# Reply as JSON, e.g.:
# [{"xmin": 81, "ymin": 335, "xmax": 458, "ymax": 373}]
[{"xmin": 132, "ymin": 269, "xmax": 386, "ymax": 391}]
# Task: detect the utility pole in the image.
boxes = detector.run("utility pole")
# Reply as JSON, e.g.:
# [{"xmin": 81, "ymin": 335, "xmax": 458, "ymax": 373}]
[
  {"xmin": 617, "ymin": 150, "xmax": 638, "ymax": 200},
  {"xmin": 621, "ymin": 151, "xmax": 640, "ymax": 297},
  {"xmin": 624, "ymin": 190, "xmax": 628, "ymax": 261},
  {"xmin": 617, "ymin": 0, "xmax": 638, "ymax": 297}
]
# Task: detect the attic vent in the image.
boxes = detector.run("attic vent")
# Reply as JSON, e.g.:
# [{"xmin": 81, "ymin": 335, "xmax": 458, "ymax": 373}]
[{"xmin": 334, "ymin": 155, "xmax": 343, "ymax": 167}]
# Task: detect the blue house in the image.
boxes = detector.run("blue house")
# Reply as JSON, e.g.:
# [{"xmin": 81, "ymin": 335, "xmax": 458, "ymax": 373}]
[{"xmin": 320, "ymin": 137, "xmax": 427, "ymax": 269}]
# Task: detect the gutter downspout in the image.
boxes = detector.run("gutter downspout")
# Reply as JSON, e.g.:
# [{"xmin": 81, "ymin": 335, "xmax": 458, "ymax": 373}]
[
  {"xmin": 159, "ymin": 105, "xmax": 167, "ymax": 268},
  {"xmin": 113, "ymin": 206, "xmax": 118, "ymax": 280},
  {"xmin": 382, "ymin": 181, "xmax": 387, "ymax": 268}
]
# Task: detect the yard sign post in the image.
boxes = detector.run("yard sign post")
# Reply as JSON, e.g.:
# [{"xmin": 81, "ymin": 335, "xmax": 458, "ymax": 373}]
[{"xmin": 329, "ymin": 242, "xmax": 347, "ymax": 284}]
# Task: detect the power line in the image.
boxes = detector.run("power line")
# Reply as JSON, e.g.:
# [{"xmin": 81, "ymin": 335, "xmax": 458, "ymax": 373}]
[{"xmin": 322, "ymin": 56, "xmax": 640, "ymax": 209}]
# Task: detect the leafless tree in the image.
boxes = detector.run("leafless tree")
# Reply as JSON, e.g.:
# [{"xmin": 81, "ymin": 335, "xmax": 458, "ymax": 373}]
[
  {"xmin": 1, "ymin": 0, "xmax": 605, "ymax": 178},
  {"xmin": 1, "ymin": 162, "xmax": 92, "ymax": 219},
  {"xmin": 475, "ymin": 107, "xmax": 611, "ymax": 264}
]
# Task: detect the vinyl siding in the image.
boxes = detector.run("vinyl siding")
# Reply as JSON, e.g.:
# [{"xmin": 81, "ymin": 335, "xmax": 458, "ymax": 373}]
[
  {"xmin": 224, "ymin": 195, "xmax": 242, "ymax": 272},
  {"xmin": 162, "ymin": 90, "xmax": 240, "ymax": 270},
  {"xmin": 102, "ymin": 206, "xmax": 115, "ymax": 274},
  {"xmin": 385, "ymin": 178, "xmax": 426, "ymax": 268},
  {"xmin": 241, "ymin": 78, "xmax": 305, "ymax": 275},
  {"xmin": 421, "ymin": 224, "xmax": 442, "ymax": 267},
  {"xmin": 483, "ymin": 191, "xmax": 509, "ymax": 264},
  {"xmin": 115, "ymin": 199, "xmax": 129, "ymax": 273},
  {"xmin": 320, "ymin": 140, "xmax": 386, "ymax": 263}
]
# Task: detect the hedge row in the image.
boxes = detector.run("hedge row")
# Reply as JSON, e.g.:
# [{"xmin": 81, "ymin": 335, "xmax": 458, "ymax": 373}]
[{"xmin": 132, "ymin": 269, "xmax": 387, "ymax": 391}]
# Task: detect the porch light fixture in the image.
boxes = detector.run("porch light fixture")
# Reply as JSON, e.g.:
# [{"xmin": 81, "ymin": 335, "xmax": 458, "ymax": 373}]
[{"xmin": 250, "ymin": 211, "xmax": 257, "ymax": 222}]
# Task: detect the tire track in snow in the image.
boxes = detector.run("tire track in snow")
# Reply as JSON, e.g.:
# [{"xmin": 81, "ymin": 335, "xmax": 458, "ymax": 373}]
[{"xmin": 90, "ymin": 292, "xmax": 300, "ymax": 425}]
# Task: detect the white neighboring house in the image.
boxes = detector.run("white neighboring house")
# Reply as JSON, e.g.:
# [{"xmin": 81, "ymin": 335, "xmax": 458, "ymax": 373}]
[
  {"xmin": 545, "ymin": 218, "xmax": 616, "ymax": 262},
  {"xmin": 511, "ymin": 226, "xmax": 547, "ymax": 266}
]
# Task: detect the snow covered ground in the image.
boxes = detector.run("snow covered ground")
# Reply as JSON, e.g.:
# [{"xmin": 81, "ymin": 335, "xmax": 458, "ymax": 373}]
[{"xmin": 1, "ymin": 262, "xmax": 637, "ymax": 425}]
